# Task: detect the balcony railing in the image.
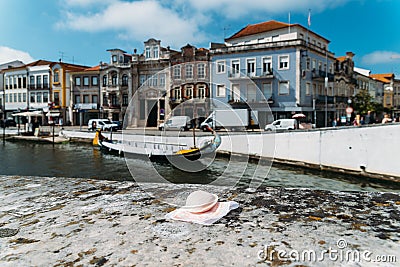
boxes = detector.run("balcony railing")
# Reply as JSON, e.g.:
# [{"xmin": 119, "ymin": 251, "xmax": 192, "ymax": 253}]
[
  {"xmin": 228, "ymin": 68, "xmax": 274, "ymax": 79},
  {"xmin": 312, "ymin": 69, "xmax": 334, "ymax": 81}
]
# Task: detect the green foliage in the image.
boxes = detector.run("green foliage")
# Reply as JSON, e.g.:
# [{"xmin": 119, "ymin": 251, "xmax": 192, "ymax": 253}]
[{"xmin": 352, "ymin": 90, "xmax": 382, "ymax": 115}]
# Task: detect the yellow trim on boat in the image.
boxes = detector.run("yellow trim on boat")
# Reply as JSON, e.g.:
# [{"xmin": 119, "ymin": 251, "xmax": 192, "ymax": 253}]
[{"xmin": 175, "ymin": 148, "xmax": 199, "ymax": 155}]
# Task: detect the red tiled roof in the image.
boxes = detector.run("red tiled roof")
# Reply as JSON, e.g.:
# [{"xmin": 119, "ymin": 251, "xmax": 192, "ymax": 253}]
[
  {"xmin": 25, "ymin": 59, "xmax": 53, "ymax": 67},
  {"xmin": 336, "ymin": 56, "xmax": 347, "ymax": 62},
  {"xmin": 85, "ymin": 65, "xmax": 100, "ymax": 71},
  {"xmin": 370, "ymin": 73, "xmax": 394, "ymax": 83},
  {"xmin": 226, "ymin": 20, "xmax": 290, "ymax": 40},
  {"xmin": 225, "ymin": 20, "xmax": 329, "ymax": 43}
]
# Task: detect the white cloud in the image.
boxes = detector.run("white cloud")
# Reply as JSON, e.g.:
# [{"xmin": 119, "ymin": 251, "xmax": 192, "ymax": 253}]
[
  {"xmin": 0, "ymin": 46, "xmax": 35, "ymax": 65},
  {"xmin": 58, "ymin": 0, "xmax": 353, "ymax": 49},
  {"xmin": 362, "ymin": 51, "xmax": 400, "ymax": 65},
  {"xmin": 64, "ymin": 0, "xmax": 117, "ymax": 7},
  {"xmin": 180, "ymin": 0, "xmax": 351, "ymax": 18},
  {"xmin": 58, "ymin": 0, "xmax": 207, "ymax": 48}
]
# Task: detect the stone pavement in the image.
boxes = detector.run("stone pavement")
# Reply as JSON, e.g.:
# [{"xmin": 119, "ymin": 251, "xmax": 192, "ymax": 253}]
[{"xmin": 0, "ymin": 175, "xmax": 399, "ymax": 266}]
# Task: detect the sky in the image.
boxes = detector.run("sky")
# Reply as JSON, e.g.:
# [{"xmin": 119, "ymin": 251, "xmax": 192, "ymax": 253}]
[{"xmin": 0, "ymin": 0, "xmax": 399, "ymax": 76}]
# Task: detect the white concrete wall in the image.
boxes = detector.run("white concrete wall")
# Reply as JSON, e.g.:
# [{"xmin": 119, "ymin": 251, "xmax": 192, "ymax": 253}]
[{"xmin": 219, "ymin": 124, "xmax": 400, "ymax": 178}]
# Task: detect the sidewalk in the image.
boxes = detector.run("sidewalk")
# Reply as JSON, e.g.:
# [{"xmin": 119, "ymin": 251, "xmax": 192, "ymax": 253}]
[{"xmin": 0, "ymin": 175, "xmax": 399, "ymax": 266}]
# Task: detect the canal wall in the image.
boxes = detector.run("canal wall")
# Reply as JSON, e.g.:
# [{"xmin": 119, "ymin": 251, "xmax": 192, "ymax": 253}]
[
  {"xmin": 217, "ymin": 124, "xmax": 400, "ymax": 182},
  {"xmin": 58, "ymin": 124, "xmax": 400, "ymax": 182},
  {"xmin": 0, "ymin": 175, "xmax": 399, "ymax": 266}
]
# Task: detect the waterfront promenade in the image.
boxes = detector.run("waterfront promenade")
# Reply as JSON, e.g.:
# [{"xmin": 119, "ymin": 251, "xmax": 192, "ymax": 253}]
[{"xmin": 0, "ymin": 175, "xmax": 399, "ymax": 266}]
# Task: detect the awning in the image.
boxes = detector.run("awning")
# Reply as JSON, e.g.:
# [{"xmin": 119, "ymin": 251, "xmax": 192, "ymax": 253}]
[
  {"xmin": 12, "ymin": 111, "xmax": 42, "ymax": 117},
  {"xmin": 46, "ymin": 112, "xmax": 60, "ymax": 117}
]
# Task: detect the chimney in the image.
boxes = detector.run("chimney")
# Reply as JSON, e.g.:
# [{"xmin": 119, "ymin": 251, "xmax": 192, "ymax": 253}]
[{"xmin": 346, "ymin": 52, "xmax": 355, "ymax": 59}]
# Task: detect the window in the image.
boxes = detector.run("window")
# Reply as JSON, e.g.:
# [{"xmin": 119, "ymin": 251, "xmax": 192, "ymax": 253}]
[
  {"xmin": 262, "ymin": 83, "xmax": 272, "ymax": 99},
  {"xmin": 112, "ymin": 55, "xmax": 117, "ymax": 63},
  {"xmin": 14, "ymin": 93, "xmax": 17, "ymax": 102},
  {"xmin": 247, "ymin": 84, "xmax": 256, "ymax": 102},
  {"xmin": 122, "ymin": 74, "xmax": 128, "ymax": 86},
  {"xmin": 13, "ymin": 77, "xmax": 17, "ymax": 89},
  {"xmin": 306, "ymin": 58, "xmax": 311, "ymax": 70},
  {"xmin": 111, "ymin": 74, "xmax": 117, "ymax": 86},
  {"xmin": 36, "ymin": 76, "xmax": 41, "ymax": 89},
  {"xmin": 313, "ymin": 83, "xmax": 317, "ymax": 95},
  {"xmin": 75, "ymin": 95, "xmax": 81, "ymax": 104},
  {"xmin": 18, "ymin": 77, "xmax": 22, "ymax": 88},
  {"xmin": 18, "ymin": 93, "xmax": 21, "ymax": 102},
  {"xmin": 185, "ymin": 85, "xmax": 193, "ymax": 99},
  {"xmin": 246, "ymin": 59, "xmax": 256, "ymax": 76},
  {"xmin": 216, "ymin": 84, "xmax": 225, "ymax": 97},
  {"xmin": 75, "ymin": 77, "xmax": 81, "ymax": 86},
  {"xmin": 159, "ymin": 74, "xmax": 166, "ymax": 86},
  {"xmin": 54, "ymin": 69, "xmax": 59, "ymax": 83},
  {"xmin": 122, "ymin": 94, "xmax": 128, "ymax": 106},
  {"xmin": 216, "ymin": 60, "xmax": 225, "ymax": 74},
  {"xmin": 103, "ymin": 93, "xmax": 108, "ymax": 106},
  {"xmin": 198, "ymin": 63, "xmax": 205, "ymax": 79},
  {"xmin": 153, "ymin": 46, "xmax": 159, "ymax": 58},
  {"xmin": 306, "ymin": 82, "xmax": 311, "ymax": 95},
  {"xmin": 92, "ymin": 76, "xmax": 98, "ymax": 86},
  {"xmin": 83, "ymin": 76, "xmax": 90, "ymax": 86},
  {"xmin": 173, "ymin": 87, "xmax": 181, "ymax": 99},
  {"xmin": 185, "ymin": 64, "xmax": 193, "ymax": 79},
  {"xmin": 83, "ymin": 95, "xmax": 89, "ymax": 103},
  {"xmin": 92, "ymin": 95, "xmax": 98, "ymax": 104},
  {"xmin": 231, "ymin": 60, "xmax": 240, "ymax": 76},
  {"xmin": 145, "ymin": 47, "xmax": 151, "ymax": 59},
  {"xmin": 111, "ymin": 94, "xmax": 118, "ymax": 106},
  {"xmin": 37, "ymin": 92, "xmax": 42, "ymax": 103},
  {"xmin": 54, "ymin": 92, "xmax": 60, "ymax": 106},
  {"xmin": 43, "ymin": 92, "xmax": 48, "ymax": 103},
  {"xmin": 43, "ymin": 75, "xmax": 48, "ymax": 88},
  {"xmin": 173, "ymin": 65, "xmax": 181, "ymax": 79},
  {"xmin": 30, "ymin": 76, "xmax": 35, "ymax": 88},
  {"xmin": 279, "ymin": 81, "xmax": 289, "ymax": 95},
  {"xmin": 278, "ymin": 55, "xmax": 289, "ymax": 70},
  {"xmin": 139, "ymin": 75, "xmax": 146, "ymax": 85},
  {"xmin": 262, "ymin": 57, "xmax": 272, "ymax": 74},
  {"xmin": 197, "ymin": 85, "xmax": 206, "ymax": 99},
  {"xmin": 153, "ymin": 75, "xmax": 158, "ymax": 86},
  {"xmin": 23, "ymin": 93, "xmax": 27, "ymax": 102},
  {"xmin": 312, "ymin": 59, "xmax": 316, "ymax": 70},
  {"xmin": 30, "ymin": 92, "xmax": 36, "ymax": 103},
  {"xmin": 102, "ymin": 75, "xmax": 107, "ymax": 86}
]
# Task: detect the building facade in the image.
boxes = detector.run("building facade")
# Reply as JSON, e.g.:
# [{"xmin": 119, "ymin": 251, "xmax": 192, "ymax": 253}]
[
  {"xmin": 100, "ymin": 49, "xmax": 132, "ymax": 122},
  {"xmin": 210, "ymin": 20, "xmax": 336, "ymax": 128},
  {"xmin": 169, "ymin": 44, "xmax": 210, "ymax": 121},
  {"xmin": 70, "ymin": 66, "xmax": 101, "ymax": 126}
]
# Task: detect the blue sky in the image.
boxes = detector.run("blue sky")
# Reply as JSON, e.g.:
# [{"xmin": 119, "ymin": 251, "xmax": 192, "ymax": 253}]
[{"xmin": 0, "ymin": 0, "xmax": 399, "ymax": 76}]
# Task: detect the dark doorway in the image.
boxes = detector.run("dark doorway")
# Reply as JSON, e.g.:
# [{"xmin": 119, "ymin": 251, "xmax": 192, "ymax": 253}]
[{"xmin": 147, "ymin": 100, "xmax": 158, "ymax": 127}]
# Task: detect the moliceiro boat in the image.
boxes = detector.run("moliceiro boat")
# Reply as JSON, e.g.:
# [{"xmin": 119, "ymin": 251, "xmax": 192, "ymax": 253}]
[{"xmin": 93, "ymin": 128, "xmax": 221, "ymax": 162}]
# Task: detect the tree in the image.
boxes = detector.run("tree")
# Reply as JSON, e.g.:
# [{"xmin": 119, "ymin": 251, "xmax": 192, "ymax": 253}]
[{"xmin": 352, "ymin": 89, "xmax": 380, "ymax": 115}]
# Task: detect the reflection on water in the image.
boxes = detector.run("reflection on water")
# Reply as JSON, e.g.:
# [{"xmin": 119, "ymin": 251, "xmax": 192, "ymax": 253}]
[{"xmin": 1, "ymin": 141, "xmax": 399, "ymax": 192}]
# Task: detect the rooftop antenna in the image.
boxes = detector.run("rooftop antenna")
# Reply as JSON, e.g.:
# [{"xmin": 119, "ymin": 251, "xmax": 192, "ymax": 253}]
[
  {"xmin": 223, "ymin": 25, "xmax": 230, "ymax": 40},
  {"xmin": 59, "ymin": 51, "xmax": 65, "ymax": 62}
]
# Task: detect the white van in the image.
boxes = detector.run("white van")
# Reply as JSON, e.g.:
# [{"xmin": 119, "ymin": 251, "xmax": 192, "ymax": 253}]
[
  {"xmin": 265, "ymin": 119, "xmax": 297, "ymax": 131},
  {"xmin": 158, "ymin": 116, "xmax": 191, "ymax": 131},
  {"xmin": 88, "ymin": 119, "xmax": 119, "ymax": 131}
]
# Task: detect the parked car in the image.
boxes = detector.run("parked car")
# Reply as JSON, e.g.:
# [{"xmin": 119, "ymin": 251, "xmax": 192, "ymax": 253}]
[
  {"xmin": 112, "ymin": 121, "xmax": 123, "ymax": 130},
  {"xmin": 265, "ymin": 119, "xmax": 297, "ymax": 131},
  {"xmin": 158, "ymin": 116, "xmax": 191, "ymax": 131},
  {"xmin": 88, "ymin": 119, "xmax": 119, "ymax": 131},
  {"xmin": 0, "ymin": 119, "xmax": 17, "ymax": 128}
]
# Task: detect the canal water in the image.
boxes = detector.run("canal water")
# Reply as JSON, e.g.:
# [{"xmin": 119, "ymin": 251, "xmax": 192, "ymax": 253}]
[{"xmin": 1, "ymin": 141, "xmax": 399, "ymax": 192}]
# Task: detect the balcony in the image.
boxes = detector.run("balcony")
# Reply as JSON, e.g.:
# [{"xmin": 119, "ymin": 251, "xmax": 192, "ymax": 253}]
[
  {"xmin": 228, "ymin": 68, "xmax": 274, "ymax": 80},
  {"xmin": 74, "ymin": 103, "xmax": 98, "ymax": 110},
  {"xmin": 315, "ymin": 95, "xmax": 334, "ymax": 104},
  {"xmin": 312, "ymin": 69, "xmax": 334, "ymax": 82}
]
